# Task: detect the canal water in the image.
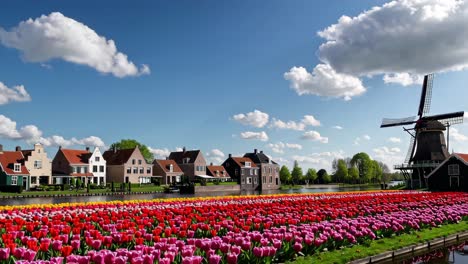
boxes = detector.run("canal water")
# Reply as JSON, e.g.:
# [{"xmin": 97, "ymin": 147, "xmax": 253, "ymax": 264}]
[
  {"xmin": 400, "ymin": 241, "xmax": 468, "ymax": 264},
  {"xmin": 0, "ymin": 185, "xmax": 378, "ymax": 206}
]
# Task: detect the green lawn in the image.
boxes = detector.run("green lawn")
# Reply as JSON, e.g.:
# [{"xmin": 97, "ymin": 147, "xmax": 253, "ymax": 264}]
[
  {"xmin": 0, "ymin": 185, "xmax": 165, "ymax": 197},
  {"xmin": 289, "ymin": 221, "xmax": 468, "ymax": 264}
]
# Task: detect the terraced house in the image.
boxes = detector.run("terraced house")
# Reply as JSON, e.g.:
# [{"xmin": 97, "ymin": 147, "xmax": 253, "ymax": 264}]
[
  {"xmin": 52, "ymin": 146, "xmax": 106, "ymax": 185},
  {"xmin": 0, "ymin": 145, "xmax": 30, "ymax": 190},
  {"xmin": 103, "ymin": 147, "xmax": 152, "ymax": 184},
  {"xmin": 20, "ymin": 143, "xmax": 52, "ymax": 188}
]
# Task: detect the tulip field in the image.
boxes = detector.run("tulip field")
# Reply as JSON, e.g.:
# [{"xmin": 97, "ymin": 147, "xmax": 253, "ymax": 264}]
[{"xmin": 0, "ymin": 191, "xmax": 467, "ymax": 264}]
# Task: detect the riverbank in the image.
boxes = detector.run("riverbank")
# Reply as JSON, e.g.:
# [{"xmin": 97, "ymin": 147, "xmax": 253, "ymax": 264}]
[
  {"xmin": 289, "ymin": 221, "xmax": 468, "ymax": 264},
  {"xmin": 280, "ymin": 183, "xmax": 381, "ymax": 190}
]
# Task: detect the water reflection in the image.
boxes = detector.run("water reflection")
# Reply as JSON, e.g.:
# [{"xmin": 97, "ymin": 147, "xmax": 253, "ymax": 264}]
[
  {"xmin": 402, "ymin": 241, "xmax": 468, "ymax": 264},
  {"xmin": 0, "ymin": 186, "xmax": 378, "ymax": 206}
]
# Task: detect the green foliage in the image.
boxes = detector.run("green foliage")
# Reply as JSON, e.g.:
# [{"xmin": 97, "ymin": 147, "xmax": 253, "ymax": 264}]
[
  {"xmin": 75, "ymin": 178, "xmax": 82, "ymax": 191},
  {"xmin": 317, "ymin": 169, "xmax": 328, "ymax": 184},
  {"xmin": 371, "ymin": 160, "xmax": 383, "ymax": 182},
  {"xmin": 348, "ymin": 166, "xmax": 359, "ymax": 183},
  {"xmin": 109, "ymin": 139, "xmax": 154, "ymax": 163},
  {"xmin": 334, "ymin": 159, "xmax": 348, "ymax": 183},
  {"xmin": 305, "ymin": 168, "xmax": 317, "ymax": 184},
  {"xmin": 351, "ymin": 152, "xmax": 372, "ymax": 183},
  {"xmin": 279, "ymin": 165, "xmax": 291, "ymax": 185},
  {"xmin": 291, "ymin": 161, "xmax": 303, "ymax": 185}
]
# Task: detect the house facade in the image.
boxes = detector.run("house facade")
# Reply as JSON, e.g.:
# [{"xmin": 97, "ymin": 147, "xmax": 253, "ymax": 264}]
[
  {"xmin": 222, "ymin": 155, "xmax": 259, "ymax": 191},
  {"xmin": 20, "ymin": 144, "xmax": 52, "ymax": 188},
  {"xmin": 153, "ymin": 159, "xmax": 183, "ymax": 185},
  {"xmin": 88, "ymin": 147, "xmax": 106, "ymax": 185},
  {"xmin": 103, "ymin": 147, "xmax": 153, "ymax": 184},
  {"xmin": 52, "ymin": 147, "xmax": 94, "ymax": 185},
  {"xmin": 169, "ymin": 147, "xmax": 207, "ymax": 181},
  {"xmin": 425, "ymin": 153, "xmax": 468, "ymax": 192},
  {"xmin": 244, "ymin": 149, "xmax": 280, "ymax": 190},
  {"xmin": 0, "ymin": 145, "xmax": 30, "ymax": 190},
  {"xmin": 206, "ymin": 164, "xmax": 230, "ymax": 181}
]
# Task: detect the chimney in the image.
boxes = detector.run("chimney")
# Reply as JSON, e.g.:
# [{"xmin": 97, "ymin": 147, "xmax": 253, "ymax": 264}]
[
  {"xmin": 113, "ymin": 146, "xmax": 117, "ymax": 153},
  {"xmin": 0, "ymin": 144, "xmax": 3, "ymax": 152},
  {"xmin": 254, "ymin": 149, "xmax": 257, "ymax": 154},
  {"xmin": 86, "ymin": 147, "xmax": 90, "ymax": 152},
  {"xmin": 166, "ymin": 156, "xmax": 169, "ymax": 160},
  {"xmin": 228, "ymin": 154, "xmax": 232, "ymax": 158},
  {"xmin": 59, "ymin": 145, "xmax": 62, "ymax": 150},
  {"xmin": 210, "ymin": 162, "xmax": 213, "ymax": 166},
  {"xmin": 183, "ymin": 147, "xmax": 186, "ymax": 152},
  {"xmin": 260, "ymin": 150, "xmax": 263, "ymax": 154},
  {"xmin": 15, "ymin": 146, "xmax": 21, "ymax": 151}
]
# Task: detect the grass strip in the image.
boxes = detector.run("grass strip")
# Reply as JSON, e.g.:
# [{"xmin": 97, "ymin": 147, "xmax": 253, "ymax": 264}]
[{"xmin": 289, "ymin": 221, "xmax": 468, "ymax": 264}]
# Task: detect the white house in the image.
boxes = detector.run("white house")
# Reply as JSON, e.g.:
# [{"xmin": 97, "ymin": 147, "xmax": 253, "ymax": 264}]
[{"xmin": 88, "ymin": 147, "xmax": 106, "ymax": 185}]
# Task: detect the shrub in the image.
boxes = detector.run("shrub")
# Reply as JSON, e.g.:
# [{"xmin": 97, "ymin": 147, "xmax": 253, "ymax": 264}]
[{"xmin": 0, "ymin": 185, "xmax": 23, "ymax": 193}]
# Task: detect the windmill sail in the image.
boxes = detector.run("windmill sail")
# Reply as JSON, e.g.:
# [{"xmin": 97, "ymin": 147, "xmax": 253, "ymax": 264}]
[
  {"xmin": 422, "ymin": 111, "xmax": 465, "ymax": 125},
  {"xmin": 381, "ymin": 116, "xmax": 417, "ymax": 128},
  {"xmin": 417, "ymin": 74, "xmax": 433, "ymax": 117},
  {"xmin": 405, "ymin": 134, "xmax": 417, "ymax": 164}
]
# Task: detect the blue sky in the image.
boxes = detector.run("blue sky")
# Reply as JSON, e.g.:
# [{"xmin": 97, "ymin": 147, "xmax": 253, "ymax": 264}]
[{"xmin": 1, "ymin": 0, "xmax": 468, "ymax": 171}]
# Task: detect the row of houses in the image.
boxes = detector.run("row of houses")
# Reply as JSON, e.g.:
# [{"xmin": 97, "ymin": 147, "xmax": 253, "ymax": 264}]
[{"xmin": 0, "ymin": 144, "xmax": 281, "ymax": 191}]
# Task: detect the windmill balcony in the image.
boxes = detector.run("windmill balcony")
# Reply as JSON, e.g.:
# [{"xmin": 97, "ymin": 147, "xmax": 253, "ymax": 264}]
[{"xmin": 395, "ymin": 160, "xmax": 442, "ymax": 170}]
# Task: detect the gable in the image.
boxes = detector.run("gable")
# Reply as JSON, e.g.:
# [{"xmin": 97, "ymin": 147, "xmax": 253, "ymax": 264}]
[{"xmin": 426, "ymin": 155, "xmax": 468, "ymax": 179}]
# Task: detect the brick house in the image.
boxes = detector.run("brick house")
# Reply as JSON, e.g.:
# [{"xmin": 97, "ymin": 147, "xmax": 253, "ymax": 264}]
[
  {"xmin": 153, "ymin": 159, "xmax": 183, "ymax": 185},
  {"xmin": 52, "ymin": 147, "xmax": 105, "ymax": 185},
  {"xmin": 222, "ymin": 155, "xmax": 259, "ymax": 191},
  {"xmin": 244, "ymin": 149, "xmax": 280, "ymax": 190},
  {"xmin": 103, "ymin": 147, "xmax": 152, "ymax": 184},
  {"xmin": 19, "ymin": 143, "xmax": 52, "ymax": 188},
  {"xmin": 0, "ymin": 145, "xmax": 30, "ymax": 190},
  {"xmin": 206, "ymin": 164, "xmax": 230, "ymax": 181},
  {"xmin": 168, "ymin": 147, "xmax": 207, "ymax": 181}
]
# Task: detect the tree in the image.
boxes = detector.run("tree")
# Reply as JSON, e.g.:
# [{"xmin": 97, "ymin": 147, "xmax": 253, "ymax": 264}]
[
  {"xmin": 305, "ymin": 168, "xmax": 318, "ymax": 184},
  {"xmin": 317, "ymin": 169, "xmax": 328, "ymax": 184},
  {"xmin": 350, "ymin": 152, "xmax": 372, "ymax": 183},
  {"xmin": 279, "ymin": 165, "xmax": 291, "ymax": 185},
  {"xmin": 291, "ymin": 161, "xmax": 303, "ymax": 185},
  {"xmin": 334, "ymin": 159, "xmax": 348, "ymax": 183},
  {"xmin": 348, "ymin": 166, "xmax": 359, "ymax": 184},
  {"xmin": 110, "ymin": 139, "xmax": 154, "ymax": 163},
  {"xmin": 371, "ymin": 160, "xmax": 383, "ymax": 183}
]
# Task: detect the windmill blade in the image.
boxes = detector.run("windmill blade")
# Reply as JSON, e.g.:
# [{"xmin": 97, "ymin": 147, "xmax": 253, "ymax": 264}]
[
  {"xmin": 405, "ymin": 134, "xmax": 417, "ymax": 164},
  {"xmin": 417, "ymin": 74, "xmax": 434, "ymax": 117},
  {"xmin": 381, "ymin": 116, "xmax": 417, "ymax": 128},
  {"xmin": 422, "ymin": 111, "xmax": 465, "ymax": 125}
]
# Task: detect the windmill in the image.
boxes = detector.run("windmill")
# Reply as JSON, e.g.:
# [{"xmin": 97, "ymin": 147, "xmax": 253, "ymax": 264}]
[{"xmin": 380, "ymin": 74, "xmax": 464, "ymax": 188}]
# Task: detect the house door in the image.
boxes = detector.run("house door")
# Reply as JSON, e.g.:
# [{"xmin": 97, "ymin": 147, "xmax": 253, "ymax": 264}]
[
  {"xmin": 450, "ymin": 176, "xmax": 459, "ymax": 189},
  {"xmin": 23, "ymin": 177, "xmax": 28, "ymax": 190}
]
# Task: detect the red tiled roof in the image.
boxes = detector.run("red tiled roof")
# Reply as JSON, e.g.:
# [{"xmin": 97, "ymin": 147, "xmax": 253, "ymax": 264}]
[
  {"xmin": 153, "ymin": 159, "xmax": 182, "ymax": 173},
  {"xmin": 61, "ymin": 149, "xmax": 91, "ymax": 164},
  {"xmin": 206, "ymin": 165, "xmax": 230, "ymax": 178},
  {"xmin": 455, "ymin": 153, "xmax": 468, "ymax": 163},
  {"xmin": 230, "ymin": 157, "xmax": 257, "ymax": 168},
  {"xmin": 0, "ymin": 151, "xmax": 29, "ymax": 175}
]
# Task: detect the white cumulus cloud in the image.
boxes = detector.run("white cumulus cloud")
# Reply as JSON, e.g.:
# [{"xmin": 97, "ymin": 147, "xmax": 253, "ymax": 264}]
[
  {"xmin": 388, "ymin": 137, "xmax": 402, "ymax": 143},
  {"xmin": 318, "ymin": 0, "xmax": 468, "ymax": 77},
  {"xmin": 451, "ymin": 128, "xmax": 468, "ymax": 142},
  {"xmin": 383, "ymin": 73, "xmax": 424, "ymax": 86},
  {"xmin": 0, "ymin": 82, "xmax": 31, "ymax": 105},
  {"xmin": 267, "ymin": 142, "xmax": 303, "ymax": 154},
  {"xmin": 0, "ymin": 12, "xmax": 149, "ymax": 78},
  {"xmin": 284, "ymin": 64, "xmax": 365, "ymax": 101},
  {"xmin": 233, "ymin": 110, "xmax": 269, "ymax": 128},
  {"xmin": 301, "ymin": 131, "xmax": 328, "ymax": 143},
  {"xmin": 240, "ymin": 131, "xmax": 269, "ymax": 141},
  {"xmin": 332, "ymin": 125, "xmax": 343, "ymax": 130},
  {"xmin": 270, "ymin": 119, "xmax": 305, "ymax": 131}
]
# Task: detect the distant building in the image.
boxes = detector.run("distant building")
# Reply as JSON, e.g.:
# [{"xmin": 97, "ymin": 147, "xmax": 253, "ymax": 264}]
[
  {"xmin": 206, "ymin": 164, "xmax": 230, "ymax": 181},
  {"xmin": 244, "ymin": 149, "xmax": 280, "ymax": 190},
  {"xmin": 222, "ymin": 155, "xmax": 259, "ymax": 191},
  {"xmin": 19, "ymin": 144, "xmax": 52, "ymax": 188},
  {"xmin": 103, "ymin": 147, "xmax": 152, "ymax": 184},
  {"xmin": 169, "ymin": 147, "xmax": 207, "ymax": 181},
  {"xmin": 0, "ymin": 145, "xmax": 30, "ymax": 190},
  {"xmin": 153, "ymin": 159, "xmax": 183, "ymax": 185},
  {"xmin": 52, "ymin": 147, "xmax": 106, "ymax": 185},
  {"xmin": 425, "ymin": 153, "xmax": 468, "ymax": 191}
]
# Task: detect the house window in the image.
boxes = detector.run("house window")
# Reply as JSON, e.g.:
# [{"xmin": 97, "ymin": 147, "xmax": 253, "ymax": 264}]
[
  {"xmin": 138, "ymin": 160, "xmax": 142, "ymax": 165},
  {"xmin": 14, "ymin": 163, "xmax": 21, "ymax": 172},
  {"xmin": 241, "ymin": 169, "xmax": 244, "ymax": 176},
  {"xmin": 100, "ymin": 166, "xmax": 104, "ymax": 172},
  {"xmin": 146, "ymin": 167, "xmax": 151, "ymax": 174},
  {"xmin": 254, "ymin": 169, "xmax": 257, "ymax": 175},
  {"xmin": 169, "ymin": 164, "xmax": 173, "ymax": 172},
  {"xmin": 448, "ymin": 164, "xmax": 460, "ymax": 175},
  {"xmin": 245, "ymin": 162, "xmax": 251, "ymax": 168},
  {"xmin": 241, "ymin": 177, "xmax": 245, "ymax": 184},
  {"xmin": 31, "ymin": 177, "xmax": 37, "ymax": 185},
  {"xmin": 133, "ymin": 167, "xmax": 138, "ymax": 174},
  {"xmin": 269, "ymin": 176, "xmax": 273, "ymax": 183},
  {"xmin": 254, "ymin": 177, "xmax": 257, "ymax": 184},
  {"xmin": 95, "ymin": 157, "xmax": 100, "ymax": 162},
  {"xmin": 139, "ymin": 167, "xmax": 144, "ymax": 174},
  {"xmin": 93, "ymin": 165, "xmax": 98, "ymax": 172},
  {"xmin": 247, "ymin": 177, "xmax": 252, "ymax": 184},
  {"xmin": 72, "ymin": 166, "xmax": 77, "ymax": 173},
  {"xmin": 263, "ymin": 176, "xmax": 266, "ymax": 184},
  {"xmin": 132, "ymin": 159, "xmax": 136, "ymax": 165},
  {"xmin": 167, "ymin": 176, "xmax": 171, "ymax": 184},
  {"xmin": 183, "ymin": 158, "xmax": 190, "ymax": 164},
  {"xmin": 94, "ymin": 177, "xmax": 98, "ymax": 183},
  {"xmin": 250, "ymin": 169, "xmax": 253, "ymax": 175},
  {"xmin": 83, "ymin": 167, "xmax": 88, "ymax": 173},
  {"xmin": 76, "ymin": 167, "xmax": 81, "ymax": 173},
  {"xmin": 127, "ymin": 167, "xmax": 131, "ymax": 174},
  {"xmin": 34, "ymin": 160, "xmax": 42, "ymax": 169},
  {"xmin": 11, "ymin": 176, "xmax": 18, "ymax": 185}
]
